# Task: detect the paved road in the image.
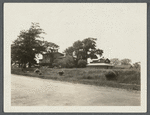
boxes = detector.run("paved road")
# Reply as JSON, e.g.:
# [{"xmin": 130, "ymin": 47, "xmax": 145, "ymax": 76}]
[{"xmin": 11, "ymin": 74, "xmax": 140, "ymax": 106}]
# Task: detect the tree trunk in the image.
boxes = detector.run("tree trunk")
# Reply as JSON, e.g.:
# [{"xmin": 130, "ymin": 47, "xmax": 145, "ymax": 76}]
[
  {"xmin": 29, "ymin": 62, "xmax": 31, "ymax": 68},
  {"xmin": 49, "ymin": 52, "xmax": 53, "ymax": 68},
  {"xmin": 21, "ymin": 63, "xmax": 26, "ymax": 72},
  {"xmin": 23, "ymin": 63, "xmax": 26, "ymax": 68}
]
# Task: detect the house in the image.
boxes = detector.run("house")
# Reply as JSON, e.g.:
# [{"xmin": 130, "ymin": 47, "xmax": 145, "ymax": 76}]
[
  {"xmin": 104, "ymin": 58, "xmax": 110, "ymax": 63},
  {"xmin": 90, "ymin": 58, "xmax": 111, "ymax": 64},
  {"xmin": 87, "ymin": 57, "xmax": 113, "ymax": 69},
  {"xmin": 39, "ymin": 52, "xmax": 64, "ymax": 66},
  {"xmin": 87, "ymin": 63, "xmax": 114, "ymax": 69}
]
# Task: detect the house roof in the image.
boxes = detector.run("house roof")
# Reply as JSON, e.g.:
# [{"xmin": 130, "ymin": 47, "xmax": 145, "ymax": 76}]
[
  {"xmin": 87, "ymin": 63, "xmax": 114, "ymax": 67},
  {"xmin": 91, "ymin": 58, "xmax": 110, "ymax": 63}
]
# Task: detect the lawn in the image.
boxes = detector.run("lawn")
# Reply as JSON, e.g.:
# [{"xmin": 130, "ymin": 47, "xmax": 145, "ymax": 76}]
[{"xmin": 11, "ymin": 67, "xmax": 141, "ymax": 91}]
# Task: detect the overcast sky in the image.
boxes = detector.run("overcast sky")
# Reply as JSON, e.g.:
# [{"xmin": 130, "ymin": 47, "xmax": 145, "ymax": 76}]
[{"xmin": 4, "ymin": 3, "xmax": 147, "ymax": 63}]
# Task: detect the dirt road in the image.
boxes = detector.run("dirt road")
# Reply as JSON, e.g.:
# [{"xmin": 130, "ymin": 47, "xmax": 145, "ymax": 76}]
[{"xmin": 11, "ymin": 74, "xmax": 140, "ymax": 106}]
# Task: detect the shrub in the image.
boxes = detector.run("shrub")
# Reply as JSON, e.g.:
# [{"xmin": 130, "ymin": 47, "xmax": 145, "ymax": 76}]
[
  {"xmin": 65, "ymin": 55, "xmax": 75, "ymax": 68},
  {"xmin": 105, "ymin": 70, "xmax": 118, "ymax": 81},
  {"xmin": 133, "ymin": 62, "xmax": 141, "ymax": 70},
  {"xmin": 77, "ymin": 60, "xmax": 87, "ymax": 68},
  {"xmin": 53, "ymin": 55, "xmax": 75, "ymax": 68},
  {"xmin": 39, "ymin": 72, "xmax": 42, "ymax": 75},
  {"xmin": 58, "ymin": 71, "xmax": 64, "ymax": 76},
  {"xmin": 34, "ymin": 68, "xmax": 41, "ymax": 73},
  {"xmin": 57, "ymin": 60, "xmax": 66, "ymax": 68},
  {"xmin": 52, "ymin": 63, "xmax": 58, "ymax": 67}
]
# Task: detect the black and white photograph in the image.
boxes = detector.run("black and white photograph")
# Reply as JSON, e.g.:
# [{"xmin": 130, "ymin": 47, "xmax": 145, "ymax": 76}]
[{"xmin": 4, "ymin": 3, "xmax": 147, "ymax": 112}]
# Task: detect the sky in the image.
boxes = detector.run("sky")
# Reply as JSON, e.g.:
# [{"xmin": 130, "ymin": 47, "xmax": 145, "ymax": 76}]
[{"xmin": 4, "ymin": 3, "xmax": 147, "ymax": 63}]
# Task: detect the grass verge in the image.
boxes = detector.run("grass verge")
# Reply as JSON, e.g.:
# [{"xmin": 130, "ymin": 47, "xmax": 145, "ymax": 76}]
[{"xmin": 11, "ymin": 67, "xmax": 140, "ymax": 91}]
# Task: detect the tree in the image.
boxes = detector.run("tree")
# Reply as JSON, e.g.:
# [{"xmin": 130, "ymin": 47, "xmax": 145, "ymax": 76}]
[
  {"xmin": 133, "ymin": 62, "xmax": 141, "ymax": 69},
  {"xmin": 121, "ymin": 58, "xmax": 131, "ymax": 65},
  {"xmin": 81, "ymin": 38, "xmax": 96, "ymax": 60},
  {"xmin": 11, "ymin": 23, "xmax": 45, "ymax": 68},
  {"xmin": 110, "ymin": 58, "xmax": 120, "ymax": 65},
  {"xmin": 64, "ymin": 46, "xmax": 74, "ymax": 56},
  {"xmin": 77, "ymin": 60, "xmax": 87, "ymax": 68},
  {"xmin": 53, "ymin": 55, "xmax": 75, "ymax": 68},
  {"xmin": 64, "ymin": 37, "xmax": 103, "ymax": 64}
]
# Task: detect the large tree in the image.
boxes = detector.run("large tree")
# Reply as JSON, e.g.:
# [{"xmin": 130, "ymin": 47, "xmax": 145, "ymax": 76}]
[
  {"xmin": 11, "ymin": 23, "xmax": 46, "ymax": 67},
  {"xmin": 64, "ymin": 37, "xmax": 103, "ymax": 62},
  {"xmin": 64, "ymin": 46, "xmax": 74, "ymax": 56}
]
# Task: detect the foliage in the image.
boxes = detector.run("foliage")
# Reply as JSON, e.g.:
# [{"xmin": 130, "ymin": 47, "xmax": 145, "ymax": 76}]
[
  {"xmin": 121, "ymin": 58, "xmax": 132, "ymax": 65},
  {"xmin": 53, "ymin": 59, "xmax": 66, "ymax": 68},
  {"xmin": 73, "ymin": 40, "xmax": 83, "ymax": 50},
  {"xmin": 105, "ymin": 71, "xmax": 118, "ymax": 81},
  {"xmin": 64, "ymin": 37, "xmax": 103, "ymax": 65},
  {"xmin": 133, "ymin": 62, "xmax": 141, "ymax": 70},
  {"xmin": 77, "ymin": 60, "xmax": 87, "ymax": 68},
  {"xmin": 53, "ymin": 55, "xmax": 75, "ymax": 68},
  {"xmin": 43, "ymin": 41, "xmax": 59, "ymax": 52},
  {"xmin": 65, "ymin": 55, "xmax": 75, "ymax": 68},
  {"xmin": 11, "ymin": 23, "xmax": 59, "ymax": 68},
  {"xmin": 64, "ymin": 46, "xmax": 74, "ymax": 56},
  {"xmin": 11, "ymin": 23, "xmax": 45, "ymax": 67},
  {"xmin": 34, "ymin": 68, "xmax": 41, "ymax": 74},
  {"xmin": 110, "ymin": 58, "xmax": 120, "ymax": 65},
  {"xmin": 11, "ymin": 67, "xmax": 141, "ymax": 90},
  {"xmin": 72, "ymin": 40, "xmax": 84, "ymax": 60}
]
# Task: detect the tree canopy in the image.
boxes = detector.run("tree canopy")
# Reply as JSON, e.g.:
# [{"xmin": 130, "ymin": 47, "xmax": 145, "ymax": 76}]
[
  {"xmin": 11, "ymin": 23, "xmax": 59, "ymax": 67},
  {"xmin": 64, "ymin": 46, "xmax": 74, "ymax": 56},
  {"xmin": 64, "ymin": 37, "xmax": 103, "ymax": 62}
]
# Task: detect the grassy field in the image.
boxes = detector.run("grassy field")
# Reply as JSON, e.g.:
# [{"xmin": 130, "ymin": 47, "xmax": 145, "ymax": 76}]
[{"xmin": 11, "ymin": 67, "xmax": 140, "ymax": 91}]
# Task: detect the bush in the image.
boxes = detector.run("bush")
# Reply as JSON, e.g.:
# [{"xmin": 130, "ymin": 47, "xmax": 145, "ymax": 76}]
[
  {"xmin": 53, "ymin": 55, "xmax": 75, "ymax": 68},
  {"xmin": 77, "ymin": 60, "xmax": 87, "ymax": 68},
  {"xmin": 105, "ymin": 70, "xmax": 118, "ymax": 81},
  {"xmin": 65, "ymin": 56, "xmax": 75, "ymax": 68},
  {"xmin": 56, "ymin": 60, "xmax": 66, "ymax": 68},
  {"xmin": 34, "ymin": 68, "xmax": 40, "ymax": 73},
  {"xmin": 133, "ymin": 62, "xmax": 141, "ymax": 70}
]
